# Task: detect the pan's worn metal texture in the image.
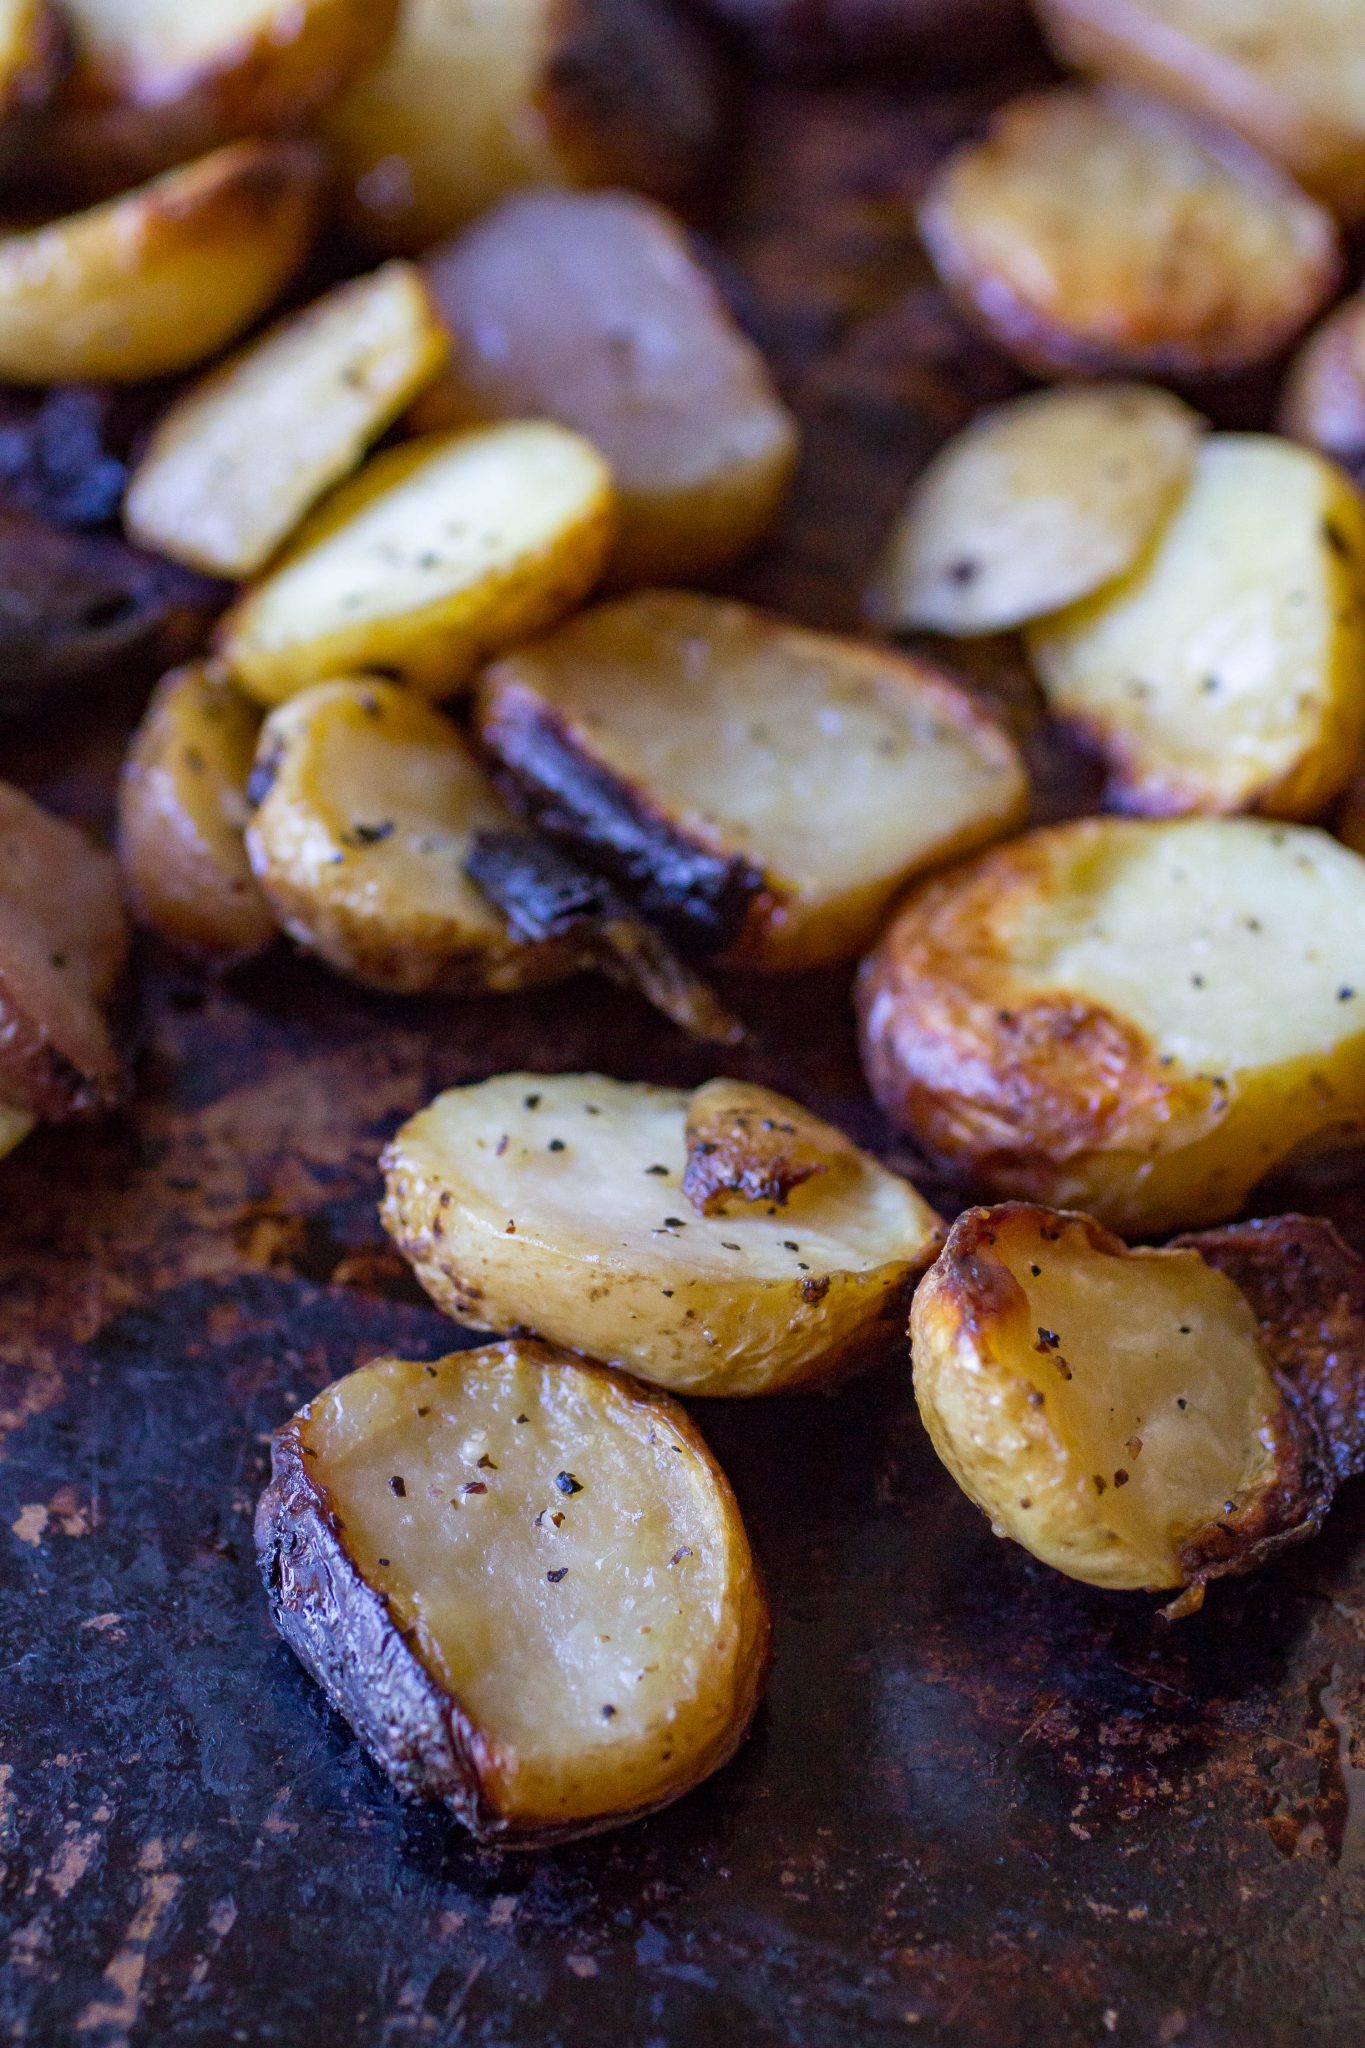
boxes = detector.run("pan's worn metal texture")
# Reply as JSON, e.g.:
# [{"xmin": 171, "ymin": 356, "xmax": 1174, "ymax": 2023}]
[{"xmin": 3, "ymin": 56, "xmax": 1365, "ymax": 2048}]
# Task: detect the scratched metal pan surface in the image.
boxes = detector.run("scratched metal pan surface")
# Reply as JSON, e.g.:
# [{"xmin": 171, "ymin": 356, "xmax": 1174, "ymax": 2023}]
[{"xmin": 4, "ymin": 54, "xmax": 1365, "ymax": 2048}]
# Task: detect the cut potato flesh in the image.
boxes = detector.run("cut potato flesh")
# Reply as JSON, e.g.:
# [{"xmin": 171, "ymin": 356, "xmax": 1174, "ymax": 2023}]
[
  {"xmin": 919, "ymin": 87, "xmax": 1341, "ymax": 379},
  {"xmin": 1027, "ymin": 434, "xmax": 1365, "ymax": 819},
  {"xmin": 1281, "ymin": 291, "xmax": 1365, "ymax": 477},
  {"xmin": 420, "ymin": 190, "xmax": 799, "ymax": 586},
  {"xmin": 118, "ymin": 663, "xmax": 275, "ymax": 964},
  {"xmin": 870, "ymin": 383, "xmax": 1203, "ymax": 636},
  {"xmin": 1035, "ymin": 0, "xmax": 1365, "ymax": 220},
  {"xmin": 381, "ymin": 1072, "xmax": 942, "ymax": 1396},
  {"xmin": 244, "ymin": 678, "xmax": 569, "ymax": 996},
  {"xmin": 219, "ymin": 424, "xmax": 615, "ymax": 708},
  {"xmin": 125, "ymin": 263, "xmax": 451, "ymax": 581},
  {"xmin": 858, "ymin": 816, "xmax": 1365, "ymax": 1235},
  {"xmin": 0, "ymin": 141, "xmax": 322, "ymax": 386},
  {"xmin": 256, "ymin": 1339, "xmax": 770, "ymax": 1843},
  {"xmin": 475, "ymin": 591, "xmax": 1028, "ymax": 971}
]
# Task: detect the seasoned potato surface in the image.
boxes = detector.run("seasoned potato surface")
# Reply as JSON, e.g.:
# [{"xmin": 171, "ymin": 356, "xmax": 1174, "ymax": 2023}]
[
  {"xmin": 476, "ymin": 591, "xmax": 1028, "ymax": 970},
  {"xmin": 257, "ymin": 1339, "xmax": 770, "ymax": 1842},
  {"xmin": 859, "ymin": 817, "xmax": 1365, "ymax": 1234},
  {"xmin": 919, "ymin": 87, "xmax": 1340, "ymax": 379},
  {"xmin": 382, "ymin": 1073, "xmax": 942, "ymax": 1395}
]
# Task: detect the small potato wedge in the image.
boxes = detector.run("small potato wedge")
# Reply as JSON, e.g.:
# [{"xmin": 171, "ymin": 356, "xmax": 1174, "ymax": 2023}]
[
  {"xmin": 125, "ymin": 263, "xmax": 450, "ymax": 581},
  {"xmin": 36, "ymin": 0, "xmax": 399, "ymax": 193},
  {"xmin": 1281, "ymin": 291, "xmax": 1365, "ymax": 479},
  {"xmin": 0, "ymin": 780, "xmax": 127, "ymax": 1123},
  {"xmin": 912, "ymin": 1204, "xmax": 1365, "ymax": 1607},
  {"xmin": 870, "ymin": 383, "xmax": 1204, "ymax": 636},
  {"xmin": 919, "ymin": 87, "xmax": 1341, "ymax": 381},
  {"xmin": 256, "ymin": 1338, "xmax": 770, "ymax": 1844},
  {"xmin": 475, "ymin": 591, "xmax": 1028, "ymax": 971},
  {"xmin": 419, "ymin": 191, "xmax": 797, "ymax": 586},
  {"xmin": 118, "ymin": 662, "xmax": 274, "ymax": 965},
  {"xmin": 244, "ymin": 678, "xmax": 570, "ymax": 996},
  {"xmin": 858, "ymin": 816, "xmax": 1365, "ymax": 1236},
  {"xmin": 0, "ymin": 140, "xmax": 322, "ymax": 386},
  {"xmin": 323, "ymin": 0, "xmax": 726, "ymax": 256},
  {"xmin": 218, "ymin": 424, "xmax": 615, "ymax": 708},
  {"xmin": 380, "ymin": 1072, "xmax": 942, "ymax": 1396},
  {"xmin": 1026, "ymin": 434, "xmax": 1365, "ymax": 819},
  {"xmin": 1034, "ymin": 0, "xmax": 1365, "ymax": 222}
]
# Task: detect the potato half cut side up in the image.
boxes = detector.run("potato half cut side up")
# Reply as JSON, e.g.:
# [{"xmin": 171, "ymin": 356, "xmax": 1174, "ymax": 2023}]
[
  {"xmin": 911, "ymin": 1204, "xmax": 1365, "ymax": 1609},
  {"xmin": 419, "ymin": 190, "xmax": 799, "ymax": 585},
  {"xmin": 256, "ymin": 1339, "xmax": 771, "ymax": 1844},
  {"xmin": 474, "ymin": 590, "xmax": 1028, "ymax": 971},
  {"xmin": 125, "ymin": 262, "xmax": 452, "ymax": 581},
  {"xmin": 218, "ymin": 423, "xmax": 615, "ymax": 706},
  {"xmin": 244, "ymin": 678, "xmax": 572, "ymax": 996},
  {"xmin": 381, "ymin": 1072, "xmax": 942, "ymax": 1396},
  {"xmin": 869, "ymin": 383, "xmax": 1204, "ymax": 636},
  {"xmin": 919, "ymin": 87, "xmax": 1341, "ymax": 379},
  {"xmin": 858, "ymin": 816, "xmax": 1365, "ymax": 1235},
  {"xmin": 0, "ymin": 140, "xmax": 323, "ymax": 385},
  {"xmin": 1026, "ymin": 434, "xmax": 1365, "ymax": 819}
]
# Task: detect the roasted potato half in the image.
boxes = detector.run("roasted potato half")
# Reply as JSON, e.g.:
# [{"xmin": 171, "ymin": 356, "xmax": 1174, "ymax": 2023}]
[
  {"xmin": 1026, "ymin": 434, "xmax": 1365, "ymax": 819},
  {"xmin": 36, "ymin": 0, "xmax": 398, "ymax": 193},
  {"xmin": 869, "ymin": 383, "xmax": 1203, "ymax": 636},
  {"xmin": 912, "ymin": 1204, "xmax": 1365, "ymax": 1607},
  {"xmin": 1281, "ymin": 291, "xmax": 1365, "ymax": 479},
  {"xmin": 118, "ymin": 663, "xmax": 274, "ymax": 965},
  {"xmin": 323, "ymin": 0, "xmax": 726, "ymax": 256},
  {"xmin": 125, "ymin": 263, "xmax": 450, "ymax": 581},
  {"xmin": 381, "ymin": 1072, "xmax": 942, "ymax": 1396},
  {"xmin": 475, "ymin": 591, "xmax": 1028, "ymax": 971},
  {"xmin": 0, "ymin": 140, "xmax": 322, "ymax": 386},
  {"xmin": 257, "ymin": 1338, "xmax": 770, "ymax": 1844},
  {"xmin": 218, "ymin": 423, "xmax": 615, "ymax": 708},
  {"xmin": 858, "ymin": 816, "xmax": 1365, "ymax": 1236},
  {"xmin": 1034, "ymin": 0, "xmax": 1365, "ymax": 222},
  {"xmin": 245, "ymin": 678, "xmax": 570, "ymax": 996},
  {"xmin": 419, "ymin": 190, "xmax": 798, "ymax": 586},
  {"xmin": 919, "ymin": 87, "xmax": 1341, "ymax": 380},
  {"xmin": 0, "ymin": 780, "xmax": 128, "ymax": 1125}
]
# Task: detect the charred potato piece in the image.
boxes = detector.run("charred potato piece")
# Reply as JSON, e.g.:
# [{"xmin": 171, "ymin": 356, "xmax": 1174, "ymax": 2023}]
[
  {"xmin": 475, "ymin": 591, "xmax": 1028, "ymax": 971},
  {"xmin": 912, "ymin": 1204, "xmax": 1365, "ymax": 1607},
  {"xmin": 323, "ymin": 0, "xmax": 726, "ymax": 256},
  {"xmin": 218, "ymin": 424, "xmax": 615, "ymax": 708},
  {"xmin": 118, "ymin": 663, "xmax": 274, "ymax": 964},
  {"xmin": 36, "ymin": 0, "xmax": 398, "ymax": 194},
  {"xmin": 919, "ymin": 87, "xmax": 1341, "ymax": 381},
  {"xmin": 1026, "ymin": 434, "xmax": 1365, "ymax": 819},
  {"xmin": 257, "ymin": 1338, "xmax": 770, "ymax": 1844},
  {"xmin": 870, "ymin": 383, "xmax": 1203, "ymax": 636},
  {"xmin": 1281, "ymin": 291, "xmax": 1365, "ymax": 479},
  {"xmin": 1035, "ymin": 0, "xmax": 1365, "ymax": 222},
  {"xmin": 858, "ymin": 816, "xmax": 1365, "ymax": 1236},
  {"xmin": 125, "ymin": 263, "xmax": 451, "ymax": 581},
  {"xmin": 0, "ymin": 141, "xmax": 322, "ymax": 386},
  {"xmin": 245, "ymin": 678, "xmax": 570, "ymax": 996},
  {"xmin": 0, "ymin": 780, "xmax": 127, "ymax": 1123},
  {"xmin": 419, "ymin": 191, "xmax": 797, "ymax": 587},
  {"xmin": 381, "ymin": 1072, "xmax": 942, "ymax": 1396}
]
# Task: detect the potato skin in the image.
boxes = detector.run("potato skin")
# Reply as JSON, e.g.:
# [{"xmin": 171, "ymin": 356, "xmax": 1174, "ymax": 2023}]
[{"xmin": 1281, "ymin": 293, "xmax": 1365, "ymax": 480}]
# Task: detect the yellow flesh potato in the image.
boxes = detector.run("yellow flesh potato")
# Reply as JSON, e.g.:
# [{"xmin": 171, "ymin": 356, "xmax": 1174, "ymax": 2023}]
[
  {"xmin": 871, "ymin": 383, "xmax": 1203, "ymax": 636},
  {"xmin": 910, "ymin": 1207, "xmax": 1282, "ymax": 1590},
  {"xmin": 125, "ymin": 263, "xmax": 451, "ymax": 580},
  {"xmin": 218, "ymin": 424, "xmax": 615, "ymax": 706},
  {"xmin": 1028, "ymin": 435, "xmax": 1365, "ymax": 818},
  {"xmin": 381, "ymin": 1073, "xmax": 942, "ymax": 1396}
]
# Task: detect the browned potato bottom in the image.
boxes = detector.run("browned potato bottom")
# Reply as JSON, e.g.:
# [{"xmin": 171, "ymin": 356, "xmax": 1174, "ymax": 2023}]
[
  {"xmin": 912, "ymin": 1204, "xmax": 1365, "ymax": 1607},
  {"xmin": 256, "ymin": 1338, "xmax": 771, "ymax": 1844}
]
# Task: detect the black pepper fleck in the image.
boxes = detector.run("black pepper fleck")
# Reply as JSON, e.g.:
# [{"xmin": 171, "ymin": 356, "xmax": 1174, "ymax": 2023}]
[
  {"xmin": 546, "ymin": 1568, "xmax": 568, "ymax": 1583},
  {"xmin": 556, "ymin": 1472, "xmax": 583, "ymax": 1496}
]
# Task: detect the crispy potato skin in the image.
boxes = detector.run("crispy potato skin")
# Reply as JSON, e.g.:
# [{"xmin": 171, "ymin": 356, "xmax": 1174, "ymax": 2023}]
[
  {"xmin": 117, "ymin": 663, "xmax": 275, "ymax": 964},
  {"xmin": 919, "ymin": 87, "xmax": 1341, "ymax": 380},
  {"xmin": 1281, "ymin": 293, "xmax": 1365, "ymax": 480},
  {"xmin": 255, "ymin": 1340, "xmax": 771, "ymax": 1845},
  {"xmin": 0, "ymin": 140, "xmax": 322, "ymax": 385}
]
